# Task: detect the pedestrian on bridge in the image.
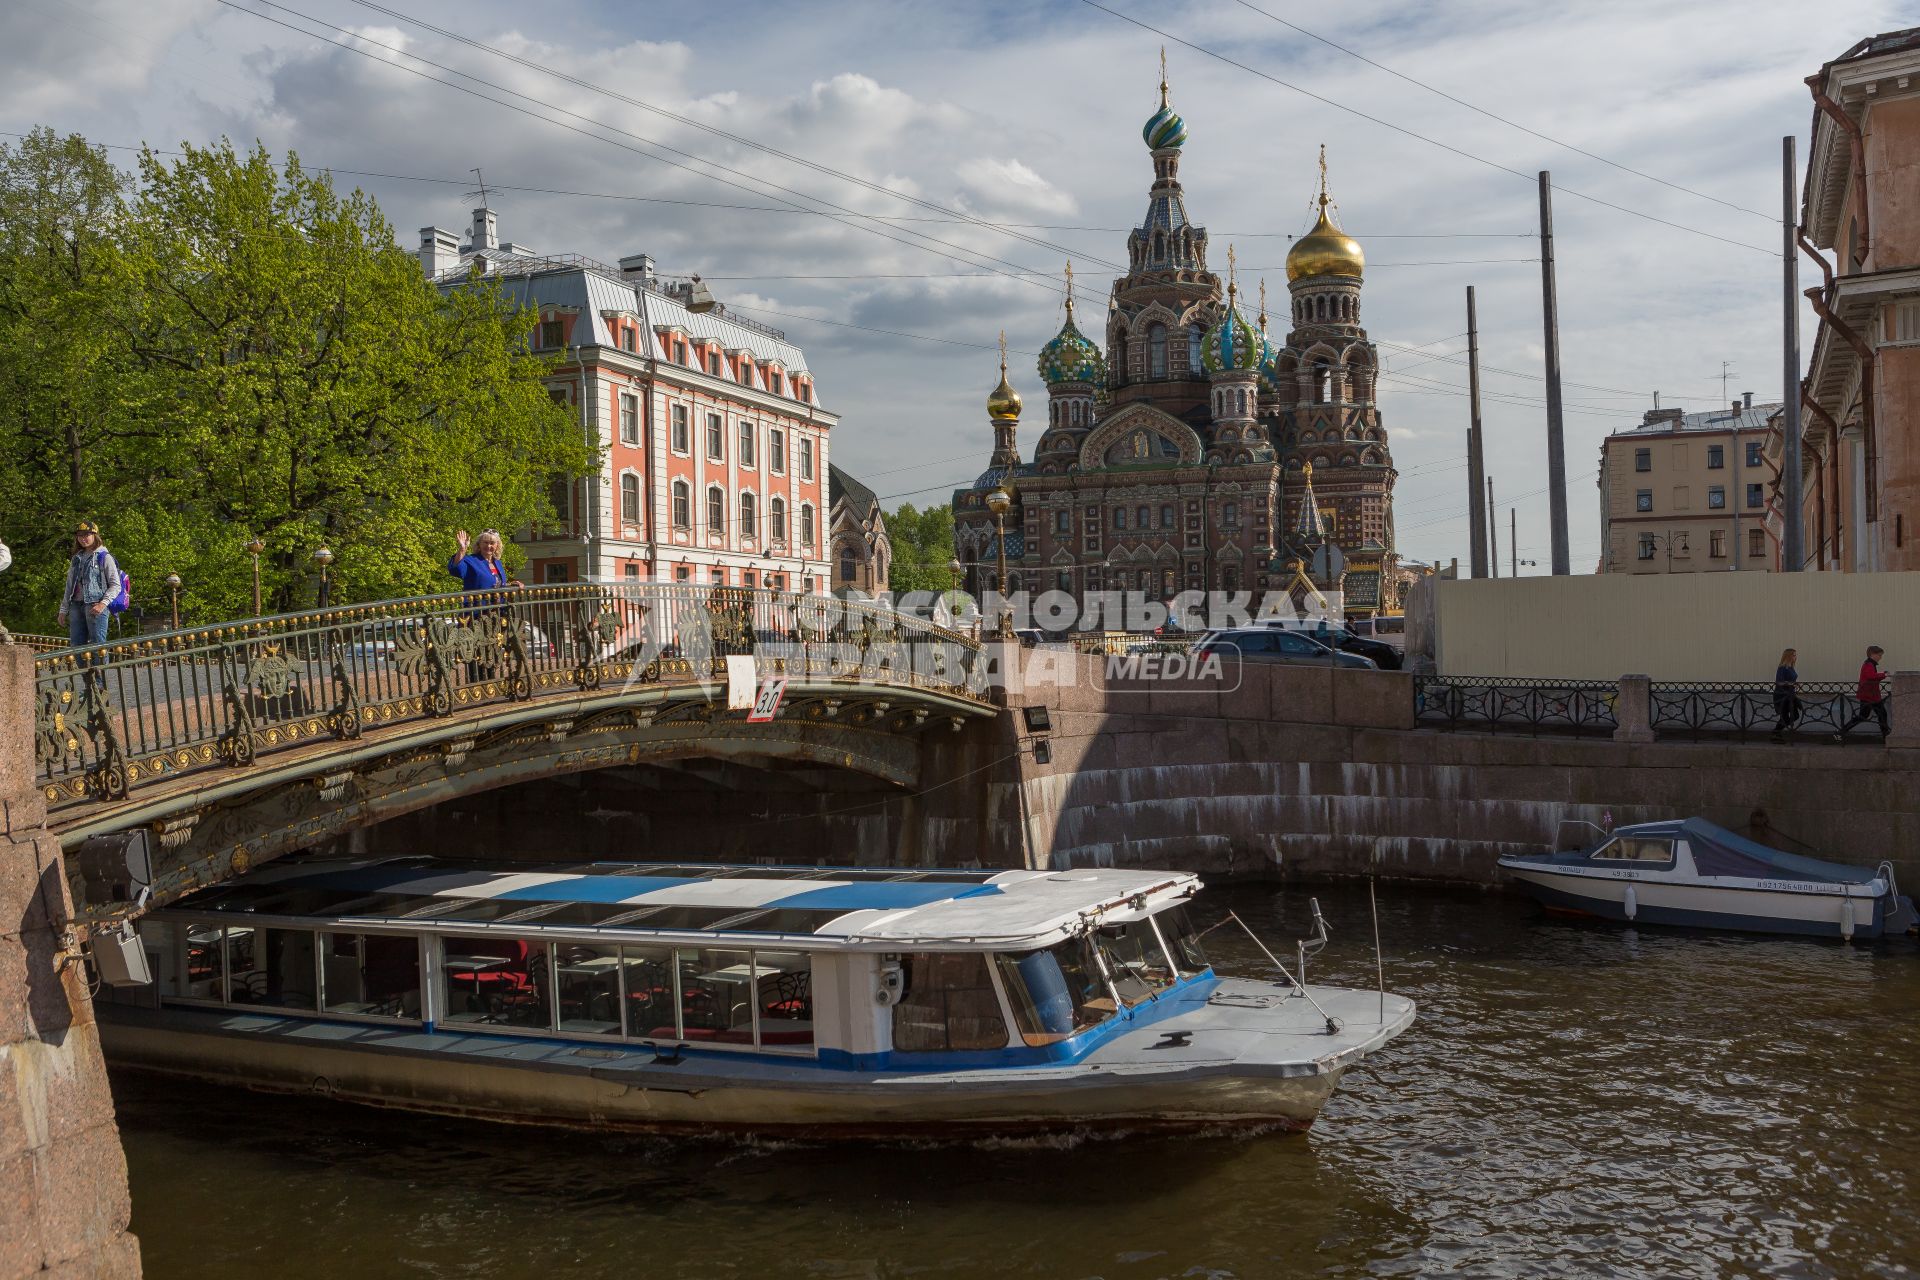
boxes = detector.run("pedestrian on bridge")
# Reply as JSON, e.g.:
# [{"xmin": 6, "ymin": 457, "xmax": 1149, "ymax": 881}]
[
  {"xmin": 57, "ymin": 522, "xmax": 120, "ymax": 649},
  {"xmin": 449, "ymin": 529, "xmax": 521, "ymax": 592},
  {"xmin": 1770, "ymin": 648, "xmax": 1801, "ymax": 743},
  {"xmin": 1834, "ymin": 646, "xmax": 1890, "ymax": 742}
]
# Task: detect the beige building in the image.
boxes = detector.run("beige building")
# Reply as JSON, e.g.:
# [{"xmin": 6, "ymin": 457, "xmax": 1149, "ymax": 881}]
[{"xmin": 1599, "ymin": 399, "xmax": 1781, "ymax": 574}]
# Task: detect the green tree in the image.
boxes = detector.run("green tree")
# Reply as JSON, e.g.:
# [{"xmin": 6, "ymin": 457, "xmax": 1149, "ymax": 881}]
[{"xmin": 884, "ymin": 501, "xmax": 957, "ymax": 595}]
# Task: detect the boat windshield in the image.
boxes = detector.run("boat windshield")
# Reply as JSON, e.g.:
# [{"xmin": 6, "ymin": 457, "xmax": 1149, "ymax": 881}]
[
  {"xmin": 1151, "ymin": 904, "xmax": 1210, "ymax": 978},
  {"xmin": 993, "ymin": 937, "xmax": 1117, "ymax": 1047},
  {"xmin": 1089, "ymin": 919, "xmax": 1178, "ymax": 1006},
  {"xmin": 1590, "ymin": 837, "xmax": 1674, "ymax": 863}
]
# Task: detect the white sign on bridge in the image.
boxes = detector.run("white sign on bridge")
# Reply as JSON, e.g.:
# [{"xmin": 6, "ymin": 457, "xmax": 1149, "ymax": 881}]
[{"xmin": 747, "ymin": 676, "xmax": 788, "ymax": 723}]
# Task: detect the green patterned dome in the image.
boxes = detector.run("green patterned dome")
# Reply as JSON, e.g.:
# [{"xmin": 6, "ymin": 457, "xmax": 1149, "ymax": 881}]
[
  {"xmin": 1037, "ymin": 312, "xmax": 1106, "ymax": 386},
  {"xmin": 1201, "ymin": 298, "xmax": 1264, "ymax": 374},
  {"xmin": 1143, "ymin": 101, "xmax": 1187, "ymax": 150}
]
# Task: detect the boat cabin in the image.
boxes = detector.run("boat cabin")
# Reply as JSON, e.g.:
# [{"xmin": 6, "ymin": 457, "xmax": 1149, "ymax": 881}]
[{"xmin": 121, "ymin": 859, "xmax": 1214, "ymax": 1069}]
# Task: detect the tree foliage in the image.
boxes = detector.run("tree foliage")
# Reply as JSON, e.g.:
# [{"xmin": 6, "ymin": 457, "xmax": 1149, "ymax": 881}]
[
  {"xmin": 0, "ymin": 130, "xmax": 591, "ymax": 630},
  {"xmin": 883, "ymin": 501, "xmax": 957, "ymax": 595}
]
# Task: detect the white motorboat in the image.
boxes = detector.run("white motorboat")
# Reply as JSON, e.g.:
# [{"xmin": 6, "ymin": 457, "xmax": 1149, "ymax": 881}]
[
  {"xmin": 97, "ymin": 858, "xmax": 1414, "ymax": 1138},
  {"xmin": 1498, "ymin": 818, "xmax": 1919, "ymax": 940}
]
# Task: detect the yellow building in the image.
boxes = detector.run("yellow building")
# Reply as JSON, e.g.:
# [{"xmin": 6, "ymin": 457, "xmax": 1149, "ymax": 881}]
[{"xmin": 1598, "ymin": 400, "xmax": 1781, "ymax": 573}]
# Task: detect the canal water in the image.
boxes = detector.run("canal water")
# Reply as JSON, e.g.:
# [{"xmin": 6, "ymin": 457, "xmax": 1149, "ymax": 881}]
[{"xmin": 116, "ymin": 883, "xmax": 1920, "ymax": 1279}]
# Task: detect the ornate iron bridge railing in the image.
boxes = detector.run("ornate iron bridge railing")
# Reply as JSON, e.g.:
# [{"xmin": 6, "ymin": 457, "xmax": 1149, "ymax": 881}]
[
  {"xmin": 1649, "ymin": 682, "xmax": 1886, "ymax": 741},
  {"xmin": 32, "ymin": 584, "xmax": 987, "ymax": 812},
  {"xmin": 1414, "ymin": 675, "xmax": 1620, "ymax": 737}
]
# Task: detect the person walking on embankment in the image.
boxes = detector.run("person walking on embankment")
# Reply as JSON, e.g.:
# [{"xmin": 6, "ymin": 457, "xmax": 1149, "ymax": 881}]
[
  {"xmin": 448, "ymin": 528, "xmax": 521, "ymax": 592},
  {"xmin": 1770, "ymin": 648, "xmax": 1801, "ymax": 743},
  {"xmin": 1834, "ymin": 645, "xmax": 1891, "ymax": 742},
  {"xmin": 0, "ymin": 533, "xmax": 13, "ymax": 643},
  {"xmin": 57, "ymin": 521, "xmax": 120, "ymax": 649}
]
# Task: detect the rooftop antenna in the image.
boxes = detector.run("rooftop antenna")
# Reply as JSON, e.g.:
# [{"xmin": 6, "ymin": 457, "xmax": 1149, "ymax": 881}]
[
  {"xmin": 466, "ymin": 167, "xmax": 491, "ymax": 208},
  {"xmin": 1719, "ymin": 360, "xmax": 1738, "ymax": 405}
]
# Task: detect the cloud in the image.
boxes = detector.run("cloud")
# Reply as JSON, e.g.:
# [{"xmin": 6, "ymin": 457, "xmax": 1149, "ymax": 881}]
[{"xmin": 953, "ymin": 156, "xmax": 1079, "ymax": 217}]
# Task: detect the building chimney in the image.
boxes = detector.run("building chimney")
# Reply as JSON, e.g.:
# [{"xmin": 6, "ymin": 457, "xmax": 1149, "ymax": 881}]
[
  {"xmin": 418, "ymin": 225, "xmax": 460, "ymax": 277},
  {"xmin": 470, "ymin": 206, "xmax": 498, "ymax": 252},
  {"xmin": 618, "ymin": 254, "xmax": 655, "ymax": 286},
  {"xmin": 1743, "ymin": 390, "xmax": 1753, "ymax": 410}
]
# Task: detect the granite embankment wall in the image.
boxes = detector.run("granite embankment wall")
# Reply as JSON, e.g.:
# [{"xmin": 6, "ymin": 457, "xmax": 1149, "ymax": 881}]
[
  {"xmin": 999, "ymin": 653, "xmax": 1920, "ymax": 889},
  {"xmin": 0, "ymin": 646, "xmax": 141, "ymax": 1278}
]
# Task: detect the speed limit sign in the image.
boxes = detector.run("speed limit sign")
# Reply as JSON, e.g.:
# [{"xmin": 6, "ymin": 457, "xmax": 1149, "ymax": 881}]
[{"xmin": 747, "ymin": 677, "xmax": 788, "ymax": 723}]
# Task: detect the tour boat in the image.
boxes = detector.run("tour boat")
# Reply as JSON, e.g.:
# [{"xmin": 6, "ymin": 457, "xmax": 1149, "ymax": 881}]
[
  {"xmin": 1498, "ymin": 818, "xmax": 1919, "ymax": 940},
  {"xmin": 98, "ymin": 858, "xmax": 1415, "ymax": 1138}
]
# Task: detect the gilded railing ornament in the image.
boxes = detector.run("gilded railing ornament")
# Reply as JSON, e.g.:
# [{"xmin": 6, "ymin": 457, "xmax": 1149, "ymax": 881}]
[
  {"xmin": 34, "ymin": 684, "xmax": 79, "ymax": 763},
  {"xmin": 323, "ymin": 626, "xmax": 363, "ymax": 740}
]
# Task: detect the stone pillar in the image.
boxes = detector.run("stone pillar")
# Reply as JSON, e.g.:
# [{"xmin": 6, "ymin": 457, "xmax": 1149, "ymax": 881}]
[
  {"xmin": 0, "ymin": 646, "xmax": 142, "ymax": 1278},
  {"xmin": 1612, "ymin": 673, "xmax": 1655, "ymax": 744},
  {"xmin": 1889, "ymin": 671, "xmax": 1920, "ymax": 750}
]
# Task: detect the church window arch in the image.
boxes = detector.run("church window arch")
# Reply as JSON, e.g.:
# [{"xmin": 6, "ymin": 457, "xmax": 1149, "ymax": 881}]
[
  {"xmin": 1312, "ymin": 357, "xmax": 1331, "ymax": 405},
  {"xmin": 1187, "ymin": 326, "xmax": 1203, "ymax": 371},
  {"xmin": 1152, "ymin": 229, "xmax": 1166, "ymax": 261},
  {"xmin": 1148, "ymin": 323, "xmax": 1168, "ymax": 378}
]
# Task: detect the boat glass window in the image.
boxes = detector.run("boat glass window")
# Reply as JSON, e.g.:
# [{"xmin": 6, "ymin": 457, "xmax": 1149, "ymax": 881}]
[
  {"xmin": 320, "ymin": 933, "xmax": 421, "ymax": 1019},
  {"xmin": 552, "ymin": 943, "xmax": 623, "ymax": 1036},
  {"xmin": 892, "ymin": 953, "xmax": 1009, "ymax": 1052},
  {"xmin": 622, "ymin": 945, "xmax": 679, "ymax": 1039},
  {"xmin": 678, "ymin": 946, "xmax": 759, "ymax": 1045},
  {"xmin": 222, "ymin": 926, "xmax": 314, "ymax": 1009},
  {"xmin": 1090, "ymin": 920, "xmax": 1178, "ymax": 1005},
  {"xmin": 994, "ymin": 938, "xmax": 1117, "ymax": 1047},
  {"xmin": 1152, "ymin": 905, "xmax": 1210, "ymax": 978},
  {"xmin": 1591, "ymin": 837, "xmax": 1675, "ymax": 863},
  {"xmin": 439, "ymin": 936, "xmax": 550, "ymax": 1028},
  {"xmin": 753, "ymin": 950, "xmax": 815, "ymax": 1048}
]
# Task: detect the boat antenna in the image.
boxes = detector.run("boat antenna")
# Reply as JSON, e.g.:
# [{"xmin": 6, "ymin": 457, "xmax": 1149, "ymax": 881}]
[{"xmin": 1370, "ymin": 845, "xmax": 1385, "ymax": 1024}]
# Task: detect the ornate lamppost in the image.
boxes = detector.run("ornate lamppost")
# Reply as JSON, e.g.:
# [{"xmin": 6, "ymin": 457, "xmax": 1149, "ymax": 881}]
[
  {"xmin": 245, "ymin": 538, "xmax": 266, "ymax": 616},
  {"xmin": 312, "ymin": 546, "xmax": 335, "ymax": 609},
  {"xmin": 164, "ymin": 574, "xmax": 182, "ymax": 630},
  {"xmin": 985, "ymin": 487, "xmax": 1013, "ymax": 637}
]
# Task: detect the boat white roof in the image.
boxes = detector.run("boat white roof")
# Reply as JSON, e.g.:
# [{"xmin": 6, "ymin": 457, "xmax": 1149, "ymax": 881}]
[{"xmin": 170, "ymin": 859, "xmax": 1203, "ymax": 951}]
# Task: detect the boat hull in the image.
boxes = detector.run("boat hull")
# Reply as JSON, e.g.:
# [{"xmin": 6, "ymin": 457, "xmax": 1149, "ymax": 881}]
[
  {"xmin": 99, "ymin": 982, "xmax": 1413, "ymax": 1139},
  {"xmin": 1504, "ymin": 866, "xmax": 1899, "ymax": 939}
]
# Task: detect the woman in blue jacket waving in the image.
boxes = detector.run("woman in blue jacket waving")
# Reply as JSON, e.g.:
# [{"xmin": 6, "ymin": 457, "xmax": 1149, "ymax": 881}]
[{"xmin": 448, "ymin": 529, "xmax": 521, "ymax": 592}]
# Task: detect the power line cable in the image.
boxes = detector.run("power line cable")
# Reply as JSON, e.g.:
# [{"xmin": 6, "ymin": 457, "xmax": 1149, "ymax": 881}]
[
  {"xmin": 1075, "ymin": 0, "xmax": 1776, "ymax": 257},
  {"xmin": 1225, "ymin": 0, "xmax": 1775, "ymax": 223}
]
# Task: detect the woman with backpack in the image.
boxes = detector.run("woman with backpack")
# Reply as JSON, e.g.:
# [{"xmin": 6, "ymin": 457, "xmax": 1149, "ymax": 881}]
[{"xmin": 58, "ymin": 521, "xmax": 122, "ymax": 648}]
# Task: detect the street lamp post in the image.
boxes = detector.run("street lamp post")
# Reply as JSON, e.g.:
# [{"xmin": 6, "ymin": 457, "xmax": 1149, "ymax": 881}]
[
  {"xmin": 1642, "ymin": 531, "xmax": 1690, "ymax": 574},
  {"xmin": 985, "ymin": 488, "xmax": 1013, "ymax": 638},
  {"xmin": 165, "ymin": 574, "xmax": 182, "ymax": 630},
  {"xmin": 312, "ymin": 546, "xmax": 335, "ymax": 609},
  {"xmin": 244, "ymin": 538, "xmax": 266, "ymax": 616}
]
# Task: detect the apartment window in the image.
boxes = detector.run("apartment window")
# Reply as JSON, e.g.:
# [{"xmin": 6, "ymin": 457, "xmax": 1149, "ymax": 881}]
[
  {"xmin": 739, "ymin": 492, "xmax": 757, "ymax": 540},
  {"xmin": 769, "ymin": 427, "xmax": 785, "ymax": 473},
  {"xmin": 800, "ymin": 503, "xmax": 816, "ymax": 547},
  {"xmin": 1634, "ymin": 448, "xmax": 1651, "ymax": 472},
  {"xmin": 1749, "ymin": 528, "xmax": 1766, "ymax": 558},
  {"xmin": 739, "ymin": 421, "xmax": 756, "ymax": 468},
  {"xmin": 708, "ymin": 352, "xmax": 722, "ymax": 376},
  {"xmin": 618, "ymin": 326, "xmax": 636, "ymax": 353},
  {"xmin": 1708, "ymin": 486, "xmax": 1726, "ymax": 510},
  {"xmin": 706, "ymin": 487, "xmax": 724, "ymax": 536},
  {"xmin": 771, "ymin": 371, "xmax": 784, "ymax": 396},
  {"xmin": 1707, "ymin": 445, "xmax": 1724, "ymax": 469},
  {"xmin": 543, "ymin": 562, "xmax": 571, "ymax": 584},
  {"xmin": 619, "ymin": 473, "xmax": 641, "ymax": 527},
  {"xmin": 1710, "ymin": 530, "xmax": 1726, "ymax": 558},
  {"xmin": 706, "ymin": 413, "xmax": 724, "ymax": 461},
  {"xmin": 547, "ymin": 475, "xmax": 571, "ymax": 528},
  {"xmin": 1638, "ymin": 534, "xmax": 1655, "ymax": 561},
  {"xmin": 1113, "ymin": 508, "xmax": 1127, "ymax": 531},
  {"xmin": 671, "ymin": 480, "xmax": 690, "ymax": 531},
  {"xmin": 619, "ymin": 393, "xmax": 639, "ymax": 445},
  {"xmin": 548, "ymin": 388, "xmax": 568, "ymax": 408},
  {"xmin": 1055, "ymin": 510, "xmax": 1070, "ymax": 533},
  {"xmin": 769, "ymin": 496, "xmax": 787, "ymax": 543},
  {"xmin": 800, "ymin": 438, "xmax": 815, "ymax": 481},
  {"xmin": 676, "ymin": 343, "xmax": 690, "ymax": 367},
  {"xmin": 1746, "ymin": 441, "xmax": 1764, "ymax": 467},
  {"xmin": 1746, "ymin": 482, "xmax": 1764, "ymax": 509},
  {"xmin": 675, "ymin": 564, "xmax": 690, "ymax": 582},
  {"xmin": 670, "ymin": 404, "xmax": 689, "ymax": 454},
  {"xmin": 1635, "ymin": 489, "xmax": 1652, "ymax": 512},
  {"xmin": 712, "ymin": 569, "xmax": 726, "ymax": 586},
  {"xmin": 538, "ymin": 319, "xmax": 565, "ymax": 349}
]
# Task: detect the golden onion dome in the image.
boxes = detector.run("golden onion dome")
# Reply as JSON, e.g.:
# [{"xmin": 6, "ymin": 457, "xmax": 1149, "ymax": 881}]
[
  {"xmin": 1286, "ymin": 197, "xmax": 1365, "ymax": 282},
  {"xmin": 986, "ymin": 331, "xmax": 1022, "ymax": 421}
]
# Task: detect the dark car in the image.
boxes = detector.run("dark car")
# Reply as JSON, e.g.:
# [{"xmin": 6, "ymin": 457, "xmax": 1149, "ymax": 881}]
[
  {"xmin": 1264, "ymin": 621, "xmax": 1402, "ymax": 671},
  {"xmin": 1193, "ymin": 628, "xmax": 1377, "ymax": 669}
]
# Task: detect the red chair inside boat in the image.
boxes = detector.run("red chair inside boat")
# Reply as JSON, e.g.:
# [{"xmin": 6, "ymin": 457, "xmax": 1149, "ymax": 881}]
[{"xmin": 760, "ymin": 969, "xmax": 810, "ymax": 1020}]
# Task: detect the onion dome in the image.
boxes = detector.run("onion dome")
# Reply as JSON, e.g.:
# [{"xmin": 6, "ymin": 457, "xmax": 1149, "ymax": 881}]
[
  {"xmin": 987, "ymin": 332, "xmax": 1023, "ymax": 422},
  {"xmin": 1142, "ymin": 56, "xmax": 1187, "ymax": 150},
  {"xmin": 1037, "ymin": 265, "xmax": 1107, "ymax": 386},
  {"xmin": 1287, "ymin": 147, "xmax": 1365, "ymax": 282},
  {"xmin": 1202, "ymin": 251, "xmax": 1265, "ymax": 374}
]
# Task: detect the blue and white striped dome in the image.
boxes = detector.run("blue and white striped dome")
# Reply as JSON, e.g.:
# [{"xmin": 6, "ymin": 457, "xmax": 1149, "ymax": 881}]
[
  {"xmin": 1201, "ymin": 300, "xmax": 1265, "ymax": 374},
  {"xmin": 1143, "ymin": 102, "xmax": 1188, "ymax": 150}
]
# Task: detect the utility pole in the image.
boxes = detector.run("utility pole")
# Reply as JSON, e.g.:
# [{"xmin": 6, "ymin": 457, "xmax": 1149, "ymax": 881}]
[
  {"xmin": 1511, "ymin": 508, "xmax": 1518, "ymax": 577},
  {"xmin": 1466, "ymin": 287, "xmax": 1489, "ymax": 578},
  {"xmin": 1488, "ymin": 477, "xmax": 1499, "ymax": 578},
  {"xmin": 1781, "ymin": 136, "xmax": 1805, "ymax": 572},
  {"xmin": 1539, "ymin": 171, "xmax": 1571, "ymax": 575}
]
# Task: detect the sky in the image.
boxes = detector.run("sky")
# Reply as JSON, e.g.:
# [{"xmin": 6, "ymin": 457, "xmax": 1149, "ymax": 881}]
[{"xmin": 2, "ymin": 0, "xmax": 1904, "ymax": 573}]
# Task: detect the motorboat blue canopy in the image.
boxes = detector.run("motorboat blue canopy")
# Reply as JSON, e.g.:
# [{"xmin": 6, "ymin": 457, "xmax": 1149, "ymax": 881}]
[{"xmin": 1672, "ymin": 819, "xmax": 1879, "ymax": 884}]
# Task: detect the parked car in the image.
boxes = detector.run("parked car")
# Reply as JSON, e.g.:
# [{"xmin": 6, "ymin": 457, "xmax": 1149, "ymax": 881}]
[
  {"xmin": 1193, "ymin": 628, "xmax": 1377, "ymax": 669},
  {"xmin": 1253, "ymin": 619, "xmax": 1401, "ymax": 670}
]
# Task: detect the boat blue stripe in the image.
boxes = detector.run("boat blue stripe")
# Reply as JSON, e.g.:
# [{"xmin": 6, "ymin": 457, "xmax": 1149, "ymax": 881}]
[
  {"xmin": 493, "ymin": 876, "xmax": 702, "ymax": 903},
  {"xmin": 765, "ymin": 883, "xmax": 1002, "ymax": 911}
]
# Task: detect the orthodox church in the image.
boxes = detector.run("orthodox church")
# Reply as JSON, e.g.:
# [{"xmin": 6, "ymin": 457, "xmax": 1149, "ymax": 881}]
[{"xmin": 952, "ymin": 64, "xmax": 1402, "ymax": 618}]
